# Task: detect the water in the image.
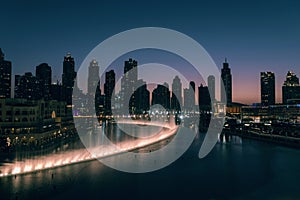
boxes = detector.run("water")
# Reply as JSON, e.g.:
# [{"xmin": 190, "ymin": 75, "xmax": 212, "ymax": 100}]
[
  {"xmin": 0, "ymin": 120, "xmax": 177, "ymax": 177},
  {"xmin": 1, "ymin": 125, "xmax": 300, "ymax": 199}
]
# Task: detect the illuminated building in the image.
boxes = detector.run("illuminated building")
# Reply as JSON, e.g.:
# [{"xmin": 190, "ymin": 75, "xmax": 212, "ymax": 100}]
[
  {"xmin": 282, "ymin": 71, "xmax": 300, "ymax": 104},
  {"xmin": 88, "ymin": 59, "xmax": 100, "ymax": 97},
  {"xmin": 62, "ymin": 53, "xmax": 76, "ymax": 105},
  {"xmin": 221, "ymin": 59, "xmax": 232, "ymax": 105},
  {"xmin": 14, "ymin": 72, "xmax": 41, "ymax": 100},
  {"xmin": 171, "ymin": 76, "xmax": 182, "ymax": 112},
  {"xmin": 0, "ymin": 48, "xmax": 12, "ymax": 98},
  {"xmin": 36, "ymin": 63, "xmax": 52, "ymax": 100},
  {"xmin": 104, "ymin": 70, "xmax": 115, "ymax": 115},
  {"xmin": 261, "ymin": 71, "xmax": 275, "ymax": 106}
]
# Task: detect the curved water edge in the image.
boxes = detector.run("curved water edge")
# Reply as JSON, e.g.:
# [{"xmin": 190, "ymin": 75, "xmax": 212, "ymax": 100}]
[
  {"xmin": 2, "ymin": 127, "xmax": 300, "ymax": 199},
  {"xmin": 0, "ymin": 120, "xmax": 178, "ymax": 177}
]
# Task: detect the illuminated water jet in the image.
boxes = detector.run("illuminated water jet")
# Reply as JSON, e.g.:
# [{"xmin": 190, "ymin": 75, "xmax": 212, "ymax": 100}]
[{"xmin": 0, "ymin": 120, "xmax": 178, "ymax": 177}]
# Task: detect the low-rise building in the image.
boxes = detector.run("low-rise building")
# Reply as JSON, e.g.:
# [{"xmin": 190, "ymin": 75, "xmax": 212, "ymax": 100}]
[
  {"xmin": 241, "ymin": 104, "xmax": 300, "ymax": 123},
  {"xmin": 0, "ymin": 98, "xmax": 68, "ymax": 136}
]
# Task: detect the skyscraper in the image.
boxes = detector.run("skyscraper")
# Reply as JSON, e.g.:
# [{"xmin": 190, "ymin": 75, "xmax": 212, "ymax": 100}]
[
  {"xmin": 36, "ymin": 63, "xmax": 52, "ymax": 100},
  {"xmin": 152, "ymin": 83, "xmax": 170, "ymax": 110},
  {"xmin": 171, "ymin": 76, "xmax": 182, "ymax": 112},
  {"xmin": 207, "ymin": 75, "xmax": 215, "ymax": 102},
  {"xmin": 198, "ymin": 84, "xmax": 211, "ymax": 110},
  {"xmin": 183, "ymin": 81, "xmax": 195, "ymax": 111},
  {"xmin": 0, "ymin": 48, "xmax": 12, "ymax": 98},
  {"xmin": 282, "ymin": 71, "xmax": 300, "ymax": 104},
  {"xmin": 221, "ymin": 59, "xmax": 232, "ymax": 105},
  {"xmin": 88, "ymin": 59, "xmax": 100, "ymax": 96},
  {"xmin": 198, "ymin": 84, "xmax": 212, "ymax": 132},
  {"xmin": 122, "ymin": 58, "xmax": 138, "ymax": 93},
  {"xmin": 189, "ymin": 81, "xmax": 195, "ymax": 93},
  {"xmin": 95, "ymin": 81, "xmax": 105, "ymax": 117},
  {"xmin": 124, "ymin": 58, "xmax": 138, "ymax": 81},
  {"xmin": 62, "ymin": 53, "xmax": 76, "ymax": 105},
  {"xmin": 120, "ymin": 58, "xmax": 138, "ymax": 111},
  {"xmin": 15, "ymin": 72, "xmax": 40, "ymax": 100},
  {"xmin": 104, "ymin": 70, "xmax": 115, "ymax": 115},
  {"xmin": 86, "ymin": 60, "xmax": 101, "ymax": 116},
  {"xmin": 130, "ymin": 79, "xmax": 150, "ymax": 114},
  {"xmin": 50, "ymin": 81, "xmax": 64, "ymax": 102},
  {"xmin": 261, "ymin": 71, "xmax": 275, "ymax": 106}
]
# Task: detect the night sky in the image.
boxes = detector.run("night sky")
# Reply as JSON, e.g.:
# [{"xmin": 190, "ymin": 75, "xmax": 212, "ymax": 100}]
[{"xmin": 1, "ymin": 0, "xmax": 300, "ymax": 104}]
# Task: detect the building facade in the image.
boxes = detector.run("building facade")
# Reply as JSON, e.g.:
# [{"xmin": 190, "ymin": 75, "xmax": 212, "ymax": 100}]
[
  {"xmin": 88, "ymin": 59, "xmax": 100, "ymax": 96},
  {"xmin": 129, "ymin": 79, "xmax": 150, "ymax": 114},
  {"xmin": 282, "ymin": 71, "xmax": 300, "ymax": 104},
  {"xmin": 198, "ymin": 84, "xmax": 211, "ymax": 111},
  {"xmin": 0, "ymin": 49, "xmax": 12, "ymax": 98},
  {"xmin": 207, "ymin": 75, "xmax": 215, "ymax": 102},
  {"xmin": 152, "ymin": 83, "xmax": 170, "ymax": 110},
  {"xmin": 62, "ymin": 53, "xmax": 76, "ymax": 105},
  {"xmin": 171, "ymin": 76, "xmax": 182, "ymax": 112},
  {"xmin": 183, "ymin": 81, "xmax": 195, "ymax": 111},
  {"xmin": 261, "ymin": 71, "xmax": 275, "ymax": 106},
  {"xmin": 242, "ymin": 104, "xmax": 300, "ymax": 123},
  {"xmin": 120, "ymin": 58, "xmax": 138, "ymax": 112},
  {"xmin": 221, "ymin": 59, "xmax": 232, "ymax": 105},
  {"xmin": 15, "ymin": 72, "xmax": 41, "ymax": 100},
  {"xmin": 36, "ymin": 63, "xmax": 52, "ymax": 100},
  {"xmin": 104, "ymin": 70, "xmax": 115, "ymax": 115},
  {"xmin": 0, "ymin": 98, "xmax": 67, "ymax": 135}
]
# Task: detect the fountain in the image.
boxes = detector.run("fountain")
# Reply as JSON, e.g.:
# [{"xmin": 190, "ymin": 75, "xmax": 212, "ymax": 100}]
[{"xmin": 0, "ymin": 119, "xmax": 178, "ymax": 177}]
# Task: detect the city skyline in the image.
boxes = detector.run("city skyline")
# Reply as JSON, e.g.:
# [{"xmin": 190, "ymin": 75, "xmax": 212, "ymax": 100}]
[
  {"xmin": 2, "ymin": 48, "xmax": 300, "ymax": 106},
  {"xmin": 3, "ymin": 46, "xmax": 300, "ymax": 105},
  {"xmin": 1, "ymin": 1, "xmax": 300, "ymax": 104},
  {"xmin": 1, "ymin": 2, "xmax": 300, "ymax": 199}
]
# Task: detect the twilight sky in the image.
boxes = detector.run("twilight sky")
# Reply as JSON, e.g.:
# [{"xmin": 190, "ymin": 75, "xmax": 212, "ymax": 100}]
[{"xmin": 1, "ymin": 0, "xmax": 300, "ymax": 104}]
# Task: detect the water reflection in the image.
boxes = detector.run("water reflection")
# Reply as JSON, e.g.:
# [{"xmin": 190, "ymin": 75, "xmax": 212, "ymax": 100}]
[
  {"xmin": 1, "ymin": 122, "xmax": 300, "ymax": 199},
  {"xmin": 0, "ymin": 120, "xmax": 177, "ymax": 177},
  {"xmin": 218, "ymin": 133, "xmax": 243, "ymax": 145},
  {"xmin": 2, "ymin": 129, "xmax": 300, "ymax": 200}
]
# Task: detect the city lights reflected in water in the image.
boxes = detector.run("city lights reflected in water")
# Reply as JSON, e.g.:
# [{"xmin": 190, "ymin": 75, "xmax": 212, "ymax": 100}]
[{"xmin": 0, "ymin": 120, "xmax": 178, "ymax": 177}]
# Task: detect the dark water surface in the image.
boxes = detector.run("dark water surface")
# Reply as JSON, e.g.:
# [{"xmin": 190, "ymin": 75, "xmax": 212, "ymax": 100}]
[{"xmin": 1, "ymin": 127, "xmax": 300, "ymax": 200}]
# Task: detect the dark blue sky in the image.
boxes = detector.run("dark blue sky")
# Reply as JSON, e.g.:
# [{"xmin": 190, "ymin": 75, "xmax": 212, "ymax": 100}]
[{"xmin": 1, "ymin": 0, "xmax": 300, "ymax": 104}]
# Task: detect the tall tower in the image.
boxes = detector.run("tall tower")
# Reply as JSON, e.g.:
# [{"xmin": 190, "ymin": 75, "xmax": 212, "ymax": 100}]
[
  {"xmin": 120, "ymin": 58, "xmax": 138, "ymax": 110},
  {"xmin": 198, "ymin": 84, "xmax": 211, "ymax": 109},
  {"xmin": 152, "ymin": 83, "xmax": 170, "ymax": 110},
  {"xmin": 121, "ymin": 58, "xmax": 138, "ymax": 109},
  {"xmin": 221, "ymin": 59, "xmax": 232, "ymax": 105},
  {"xmin": 189, "ymin": 81, "xmax": 195, "ymax": 92},
  {"xmin": 88, "ymin": 59, "xmax": 100, "ymax": 96},
  {"xmin": 171, "ymin": 76, "xmax": 182, "ymax": 111},
  {"xmin": 124, "ymin": 58, "xmax": 138, "ymax": 81},
  {"xmin": 261, "ymin": 71, "xmax": 275, "ymax": 106},
  {"xmin": 62, "ymin": 53, "xmax": 76, "ymax": 105},
  {"xmin": 207, "ymin": 75, "xmax": 215, "ymax": 102},
  {"xmin": 282, "ymin": 71, "xmax": 300, "ymax": 104},
  {"xmin": 0, "ymin": 48, "xmax": 12, "ymax": 98},
  {"xmin": 104, "ymin": 70, "xmax": 115, "ymax": 115},
  {"xmin": 183, "ymin": 81, "xmax": 195, "ymax": 111},
  {"xmin": 36, "ymin": 63, "xmax": 52, "ymax": 100},
  {"xmin": 122, "ymin": 58, "xmax": 138, "ymax": 92},
  {"xmin": 129, "ymin": 79, "xmax": 150, "ymax": 114}
]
